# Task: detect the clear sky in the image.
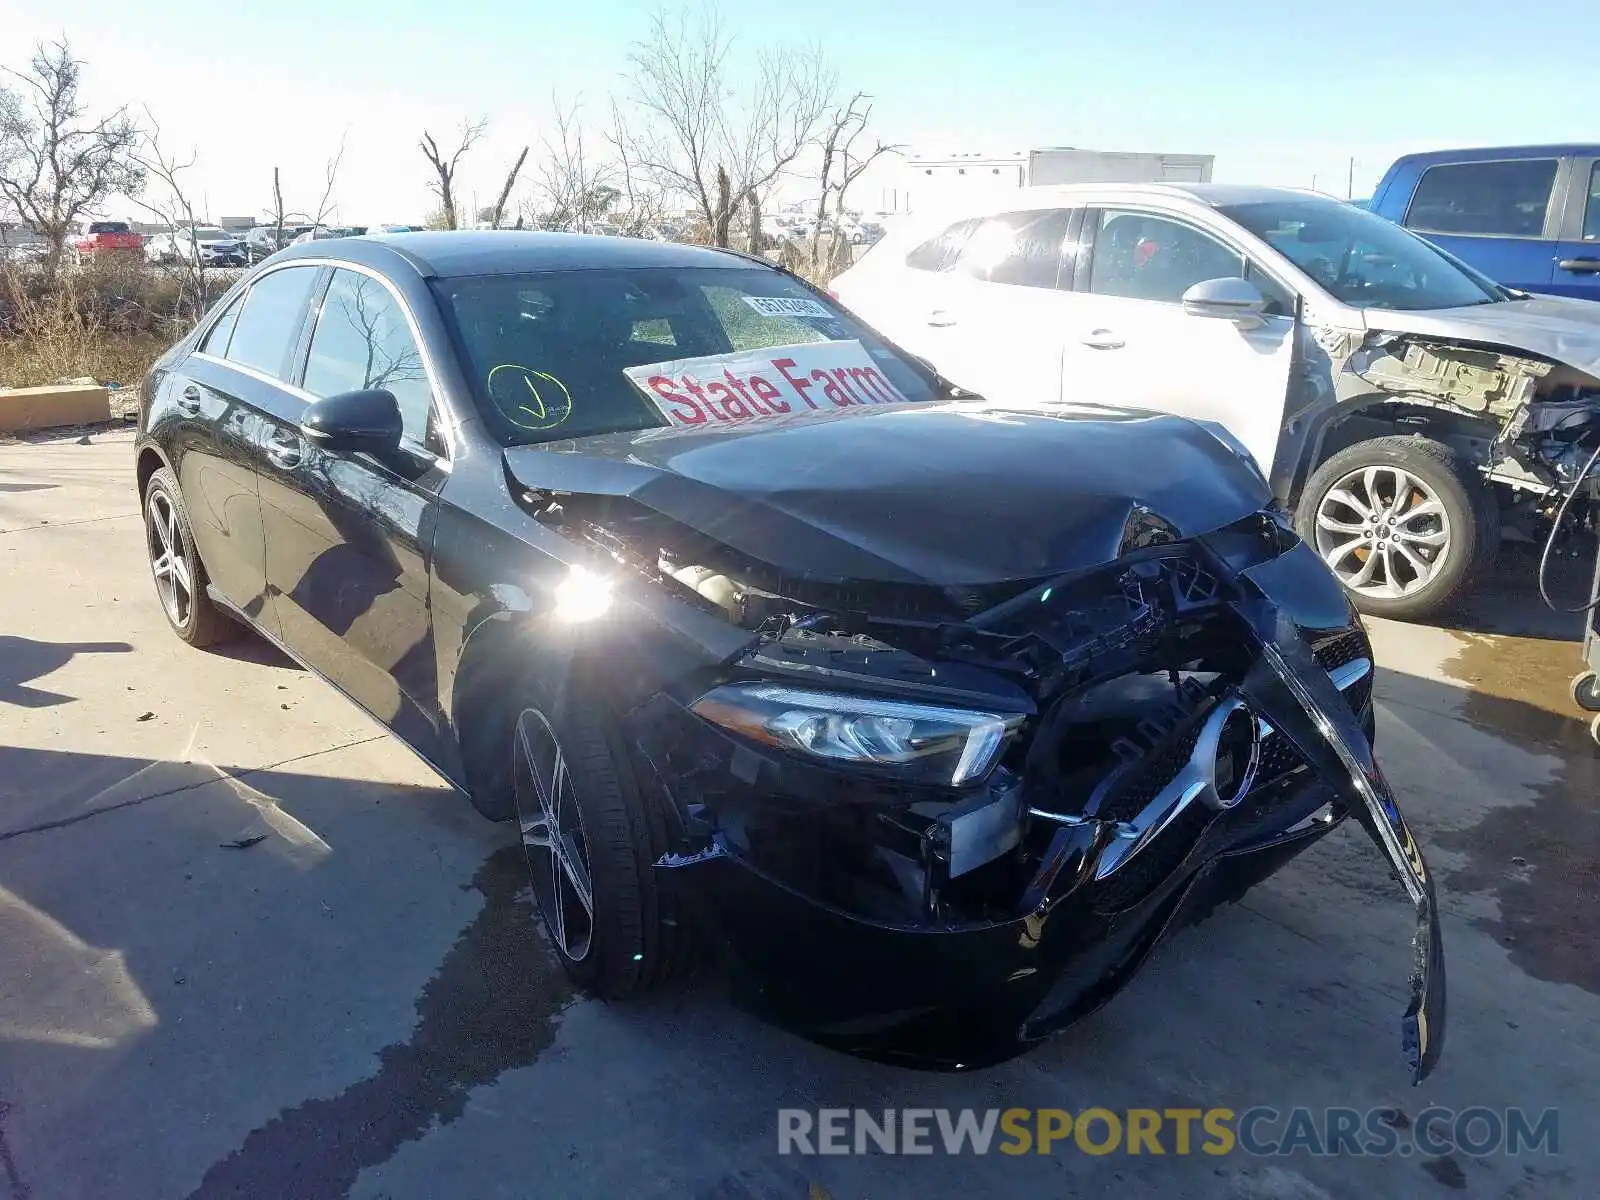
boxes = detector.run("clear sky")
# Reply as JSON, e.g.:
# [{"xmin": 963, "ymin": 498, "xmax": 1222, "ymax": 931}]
[{"xmin": 3, "ymin": 0, "xmax": 1593, "ymax": 225}]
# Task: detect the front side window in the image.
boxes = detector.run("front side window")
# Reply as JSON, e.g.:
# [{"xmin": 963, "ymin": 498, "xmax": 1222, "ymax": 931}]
[
  {"xmin": 1222, "ymin": 197, "xmax": 1504, "ymax": 311},
  {"xmin": 1087, "ymin": 210, "xmax": 1247, "ymax": 304},
  {"xmin": 436, "ymin": 266, "xmax": 937, "ymax": 446},
  {"xmin": 225, "ymin": 266, "xmax": 319, "ymax": 379},
  {"xmin": 905, "ymin": 218, "xmax": 981, "ymax": 272},
  {"xmin": 1404, "ymin": 159, "xmax": 1558, "ymax": 238},
  {"xmin": 303, "ymin": 269, "xmax": 433, "ymax": 443},
  {"xmin": 954, "ymin": 209, "xmax": 1073, "ymax": 289}
]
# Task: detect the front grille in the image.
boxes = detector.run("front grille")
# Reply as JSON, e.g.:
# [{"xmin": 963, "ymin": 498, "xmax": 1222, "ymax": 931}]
[
  {"xmin": 1095, "ymin": 718, "xmax": 1205, "ymax": 824},
  {"xmin": 1093, "ymin": 799, "xmax": 1212, "ymax": 915},
  {"xmin": 1311, "ymin": 627, "xmax": 1369, "ymax": 674},
  {"xmin": 1255, "ymin": 731, "xmax": 1306, "ymax": 781}
]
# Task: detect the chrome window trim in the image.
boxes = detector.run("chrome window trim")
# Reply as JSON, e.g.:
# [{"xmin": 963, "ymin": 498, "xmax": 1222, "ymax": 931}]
[{"xmin": 190, "ymin": 350, "xmax": 317, "ymax": 403}]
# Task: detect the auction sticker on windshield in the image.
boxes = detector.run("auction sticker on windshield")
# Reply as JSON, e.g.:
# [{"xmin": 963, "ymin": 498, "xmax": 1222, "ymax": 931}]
[
  {"xmin": 625, "ymin": 339, "xmax": 911, "ymax": 429},
  {"xmin": 740, "ymin": 295, "xmax": 832, "ymax": 319}
]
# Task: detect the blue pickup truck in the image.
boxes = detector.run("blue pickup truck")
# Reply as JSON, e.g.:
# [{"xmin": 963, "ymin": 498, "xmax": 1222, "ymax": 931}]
[{"xmin": 1370, "ymin": 145, "xmax": 1600, "ymax": 297}]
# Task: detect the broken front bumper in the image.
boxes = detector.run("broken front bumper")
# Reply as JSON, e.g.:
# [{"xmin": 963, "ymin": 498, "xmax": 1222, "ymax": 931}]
[{"xmin": 646, "ymin": 600, "xmax": 1444, "ymax": 1084}]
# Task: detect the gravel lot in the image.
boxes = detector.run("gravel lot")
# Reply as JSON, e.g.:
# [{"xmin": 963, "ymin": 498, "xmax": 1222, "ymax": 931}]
[{"xmin": 1, "ymin": 427, "xmax": 1597, "ymax": 1199}]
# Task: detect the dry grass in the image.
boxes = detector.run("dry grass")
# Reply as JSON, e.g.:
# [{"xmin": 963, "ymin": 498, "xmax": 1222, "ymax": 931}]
[
  {"xmin": 0, "ymin": 328, "xmax": 170, "ymax": 389},
  {"xmin": 0, "ymin": 258, "xmax": 220, "ymax": 389}
]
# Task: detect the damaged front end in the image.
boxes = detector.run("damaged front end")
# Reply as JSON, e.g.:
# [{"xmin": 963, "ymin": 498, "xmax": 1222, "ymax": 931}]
[
  {"xmin": 1318, "ymin": 326, "xmax": 1600, "ymax": 543},
  {"xmin": 603, "ymin": 505, "xmax": 1444, "ymax": 1082}
]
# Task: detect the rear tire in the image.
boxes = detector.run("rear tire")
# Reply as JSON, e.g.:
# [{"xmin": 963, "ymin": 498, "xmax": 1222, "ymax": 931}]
[
  {"xmin": 142, "ymin": 467, "xmax": 235, "ymax": 648},
  {"xmin": 495, "ymin": 669, "xmax": 691, "ymax": 997},
  {"xmin": 1296, "ymin": 435, "xmax": 1498, "ymax": 622}
]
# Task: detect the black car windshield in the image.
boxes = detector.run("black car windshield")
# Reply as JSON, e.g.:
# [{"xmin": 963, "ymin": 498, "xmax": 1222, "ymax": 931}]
[
  {"xmin": 1219, "ymin": 199, "xmax": 1507, "ymax": 311},
  {"xmin": 435, "ymin": 265, "xmax": 937, "ymax": 446}
]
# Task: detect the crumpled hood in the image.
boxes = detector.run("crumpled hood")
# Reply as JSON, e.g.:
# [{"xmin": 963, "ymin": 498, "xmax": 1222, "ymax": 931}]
[
  {"xmin": 504, "ymin": 400, "xmax": 1272, "ymax": 586},
  {"xmin": 1362, "ymin": 295, "xmax": 1600, "ymax": 377}
]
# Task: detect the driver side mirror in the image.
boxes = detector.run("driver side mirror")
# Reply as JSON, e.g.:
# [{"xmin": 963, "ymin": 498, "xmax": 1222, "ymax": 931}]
[
  {"xmin": 1182, "ymin": 277, "xmax": 1269, "ymax": 325},
  {"xmin": 300, "ymin": 388, "xmax": 403, "ymax": 455}
]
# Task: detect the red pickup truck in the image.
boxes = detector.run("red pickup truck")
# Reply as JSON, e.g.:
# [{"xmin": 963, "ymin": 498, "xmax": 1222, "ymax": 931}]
[{"xmin": 72, "ymin": 221, "xmax": 143, "ymax": 260}]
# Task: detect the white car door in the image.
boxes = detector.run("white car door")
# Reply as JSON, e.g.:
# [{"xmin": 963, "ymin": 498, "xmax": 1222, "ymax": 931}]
[
  {"xmin": 832, "ymin": 217, "xmax": 982, "ymax": 370},
  {"xmin": 1059, "ymin": 207, "xmax": 1296, "ymax": 474},
  {"xmin": 924, "ymin": 208, "xmax": 1078, "ymax": 406}
]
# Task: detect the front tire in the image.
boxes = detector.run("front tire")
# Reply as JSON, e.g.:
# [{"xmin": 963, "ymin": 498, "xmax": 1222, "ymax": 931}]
[
  {"xmin": 1296, "ymin": 435, "xmax": 1497, "ymax": 621},
  {"xmin": 501, "ymin": 671, "xmax": 690, "ymax": 997},
  {"xmin": 142, "ymin": 467, "xmax": 234, "ymax": 648}
]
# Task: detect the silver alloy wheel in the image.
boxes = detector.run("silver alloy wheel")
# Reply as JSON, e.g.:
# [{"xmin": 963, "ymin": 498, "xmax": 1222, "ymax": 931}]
[
  {"xmin": 1313, "ymin": 465, "xmax": 1451, "ymax": 599},
  {"xmin": 146, "ymin": 488, "xmax": 195, "ymax": 629},
  {"xmin": 513, "ymin": 707, "xmax": 595, "ymax": 962}
]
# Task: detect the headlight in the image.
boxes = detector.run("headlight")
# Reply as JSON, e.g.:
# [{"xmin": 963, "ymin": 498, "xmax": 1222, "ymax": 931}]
[{"xmin": 691, "ymin": 683, "xmax": 1020, "ymax": 786}]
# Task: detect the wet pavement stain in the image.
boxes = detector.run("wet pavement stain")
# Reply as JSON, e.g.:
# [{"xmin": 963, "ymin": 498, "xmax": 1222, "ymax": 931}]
[
  {"xmin": 1421, "ymin": 1153, "xmax": 1468, "ymax": 1190},
  {"xmin": 184, "ymin": 846, "xmax": 574, "ymax": 1200},
  {"xmin": 1434, "ymin": 629, "xmax": 1600, "ymax": 995}
]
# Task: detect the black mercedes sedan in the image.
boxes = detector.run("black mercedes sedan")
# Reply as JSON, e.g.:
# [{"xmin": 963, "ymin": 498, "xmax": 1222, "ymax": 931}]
[{"xmin": 134, "ymin": 231, "xmax": 1444, "ymax": 1081}]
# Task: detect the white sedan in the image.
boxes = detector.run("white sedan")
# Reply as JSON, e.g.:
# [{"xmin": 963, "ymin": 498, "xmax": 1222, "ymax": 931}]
[{"xmin": 833, "ymin": 183, "xmax": 1600, "ymax": 620}]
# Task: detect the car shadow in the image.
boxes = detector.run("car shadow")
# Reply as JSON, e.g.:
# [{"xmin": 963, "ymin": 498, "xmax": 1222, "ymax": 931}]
[
  {"xmin": 1439, "ymin": 543, "xmax": 1595, "ymax": 640},
  {"xmin": 210, "ymin": 630, "xmax": 300, "ymax": 670},
  {"xmin": 0, "ymin": 635, "xmax": 133, "ymax": 708}
]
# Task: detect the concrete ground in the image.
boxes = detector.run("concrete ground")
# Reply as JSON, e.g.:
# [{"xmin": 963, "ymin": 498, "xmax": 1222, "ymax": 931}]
[{"xmin": 1, "ymin": 428, "xmax": 1596, "ymax": 1200}]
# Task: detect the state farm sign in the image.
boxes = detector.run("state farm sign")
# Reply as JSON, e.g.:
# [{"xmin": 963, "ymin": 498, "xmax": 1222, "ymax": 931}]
[{"xmin": 624, "ymin": 340, "xmax": 911, "ymax": 429}]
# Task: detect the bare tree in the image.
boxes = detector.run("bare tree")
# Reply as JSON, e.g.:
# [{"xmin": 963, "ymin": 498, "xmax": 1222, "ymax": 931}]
[
  {"xmin": 419, "ymin": 119, "xmax": 486, "ymax": 230},
  {"xmin": 486, "ymin": 145, "xmax": 528, "ymax": 229},
  {"xmin": 129, "ymin": 115, "xmax": 211, "ymax": 320},
  {"xmin": 808, "ymin": 93, "xmax": 899, "ymax": 274},
  {"xmin": 604, "ymin": 98, "xmax": 668, "ymax": 236},
  {"xmin": 530, "ymin": 95, "xmax": 617, "ymax": 233},
  {"xmin": 260, "ymin": 136, "xmax": 345, "ymax": 256},
  {"xmin": 0, "ymin": 39, "xmax": 144, "ymax": 278},
  {"xmin": 620, "ymin": 4, "xmax": 834, "ymax": 247}
]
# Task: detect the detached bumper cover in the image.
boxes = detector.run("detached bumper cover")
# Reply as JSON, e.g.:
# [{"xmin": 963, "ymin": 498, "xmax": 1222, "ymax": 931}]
[{"xmin": 1236, "ymin": 604, "xmax": 1444, "ymax": 1083}]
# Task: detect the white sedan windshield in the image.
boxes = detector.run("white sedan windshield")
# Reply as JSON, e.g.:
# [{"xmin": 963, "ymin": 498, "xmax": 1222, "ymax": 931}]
[{"xmin": 1221, "ymin": 199, "xmax": 1505, "ymax": 311}]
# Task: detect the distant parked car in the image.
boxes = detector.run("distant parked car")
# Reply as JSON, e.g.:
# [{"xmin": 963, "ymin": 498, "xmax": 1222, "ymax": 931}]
[
  {"xmin": 146, "ymin": 227, "xmax": 248, "ymax": 267},
  {"xmin": 5, "ymin": 242, "xmax": 50, "ymax": 265},
  {"xmin": 244, "ymin": 225, "xmax": 312, "ymax": 263},
  {"xmin": 72, "ymin": 220, "xmax": 143, "ymax": 262},
  {"xmin": 367, "ymin": 223, "xmax": 419, "ymax": 235},
  {"xmin": 1369, "ymin": 145, "xmax": 1600, "ymax": 297},
  {"xmin": 291, "ymin": 226, "xmax": 366, "ymax": 244}
]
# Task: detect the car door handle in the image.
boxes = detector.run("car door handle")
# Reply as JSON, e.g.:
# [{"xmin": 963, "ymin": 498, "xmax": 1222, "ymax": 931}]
[
  {"xmin": 177, "ymin": 385, "xmax": 202, "ymax": 415},
  {"xmin": 1081, "ymin": 329, "xmax": 1125, "ymax": 350},
  {"xmin": 927, "ymin": 311, "xmax": 957, "ymax": 328},
  {"xmin": 265, "ymin": 428, "xmax": 303, "ymax": 469},
  {"xmin": 1558, "ymin": 257, "xmax": 1600, "ymax": 273}
]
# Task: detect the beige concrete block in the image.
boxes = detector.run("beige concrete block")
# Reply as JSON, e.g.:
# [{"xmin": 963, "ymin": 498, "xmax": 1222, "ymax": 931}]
[{"xmin": 0, "ymin": 384, "xmax": 111, "ymax": 433}]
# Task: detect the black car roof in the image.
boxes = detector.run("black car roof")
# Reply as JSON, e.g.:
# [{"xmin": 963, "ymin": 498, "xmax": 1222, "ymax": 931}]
[{"xmin": 271, "ymin": 230, "xmax": 755, "ymax": 279}]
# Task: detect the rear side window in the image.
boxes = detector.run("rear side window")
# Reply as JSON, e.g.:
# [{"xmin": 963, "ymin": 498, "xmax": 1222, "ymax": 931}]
[
  {"xmin": 1404, "ymin": 159, "xmax": 1558, "ymax": 238},
  {"xmin": 225, "ymin": 266, "xmax": 318, "ymax": 379},
  {"xmin": 954, "ymin": 209, "xmax": 1073, "ymax": 289},
  {"xmin": 303, "ymin": 269, "xmax": 433, "ymax": 444},
  {"xmin": 200, "ymin": 291, "xmax": 245, "ymax": 356},
  {"xmin": 905, "ymin": 218, "xmax": 981, "ymax": 272},
  {"xmin": 1584, "ymin": 163, "xmax": 1600, "ymax": 241}
]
